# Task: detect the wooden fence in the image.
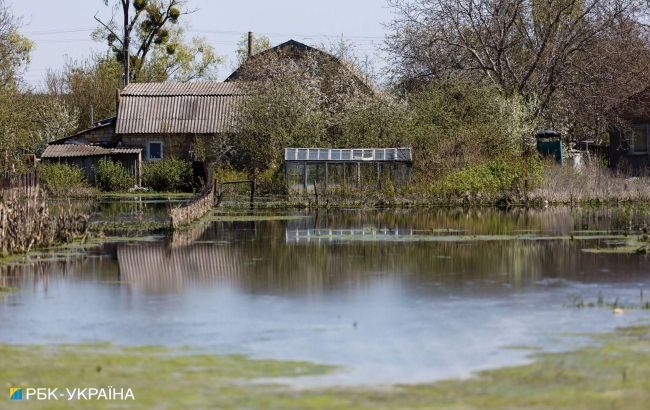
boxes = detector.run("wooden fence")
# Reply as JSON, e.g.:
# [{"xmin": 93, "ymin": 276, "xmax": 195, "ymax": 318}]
[
  {"xmin": 0, "ymin": 170, "xmax": 87, "ymax": 256},
  {"xmin": 0, "ymin": 171, "xmax": 39, "ymax": 197},
  {"xmin": 169, "ymin": 164, "xmax": 215, "ymax": 230}
]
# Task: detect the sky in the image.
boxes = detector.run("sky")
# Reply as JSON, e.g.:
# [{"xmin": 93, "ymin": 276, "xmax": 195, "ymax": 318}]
[{"xmin": 9, "ymin": 0, "xmax": 394, "ymax": 88}]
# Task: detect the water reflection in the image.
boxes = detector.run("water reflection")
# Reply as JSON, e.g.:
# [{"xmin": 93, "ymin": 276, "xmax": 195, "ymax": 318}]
[{"xmin": 2, "ymin": 206, "xmax": 650, "ymax": 386}]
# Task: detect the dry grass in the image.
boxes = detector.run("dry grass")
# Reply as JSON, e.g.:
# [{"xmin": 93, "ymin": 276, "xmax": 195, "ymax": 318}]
[{"xmin": 531, "ymin": 162, "xmax": 650, "ymax": 204}]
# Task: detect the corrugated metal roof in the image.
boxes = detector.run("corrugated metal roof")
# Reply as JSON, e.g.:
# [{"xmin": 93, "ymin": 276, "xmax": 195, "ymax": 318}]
[
  {"xmin": 117, "ymin": 81, "xmax": 246, "ymax": 134},
  {"xmin": 121, "ymin": 81, "xmax": 245, "ymax": 96},
  {"xmin": 42, "ymin": 144, "xmax": 141, "ymax": 159}
]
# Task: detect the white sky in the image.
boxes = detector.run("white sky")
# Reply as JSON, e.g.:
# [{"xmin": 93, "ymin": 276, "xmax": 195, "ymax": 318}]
[{"xmin": 9, "ymin": 0, "xmax": 393, "ymax": 88}]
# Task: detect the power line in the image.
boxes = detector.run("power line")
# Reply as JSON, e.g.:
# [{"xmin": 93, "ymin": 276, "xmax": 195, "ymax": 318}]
[
  {"xmin": 23, "ymin": 28, "xmax": 95, "ymax": 35},
  {"xmin": 22, "ymin": 27, "xmax": 384, "ymax": 41}
]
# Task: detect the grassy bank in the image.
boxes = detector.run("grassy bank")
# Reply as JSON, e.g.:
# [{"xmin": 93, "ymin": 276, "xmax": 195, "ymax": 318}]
[{"xmin": 2, "ymin": 325, "xmax": 650, "ymax": 409}]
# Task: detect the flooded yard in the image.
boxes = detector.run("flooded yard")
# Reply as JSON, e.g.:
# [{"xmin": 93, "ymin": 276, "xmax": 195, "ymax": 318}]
[{"xmin": 2, "ymin": 206, "xmax": 650, "ymax": 391}]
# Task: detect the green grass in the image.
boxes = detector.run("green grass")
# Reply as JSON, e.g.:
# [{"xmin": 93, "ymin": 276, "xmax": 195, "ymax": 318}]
[{"xmin": 3, "ymin": 326, "xmax": 650, "ymax": 409}]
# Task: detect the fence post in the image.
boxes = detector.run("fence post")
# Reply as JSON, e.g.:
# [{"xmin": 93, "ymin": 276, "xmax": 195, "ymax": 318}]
[
  {"xmin": 356, "ymin": 162, "xmax": 361, "ymax": 187},
  {"xmin": 303, "ymin": 162, "xmax": 308, "ymax": 193},
  {"xmin": 250, "ymin": 178, "xmax": 256, "ymax": 210}
]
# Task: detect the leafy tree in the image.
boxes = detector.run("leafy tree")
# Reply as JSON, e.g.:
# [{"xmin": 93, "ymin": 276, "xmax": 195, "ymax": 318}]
[
  {"xmin": 405, "ymin": 81, "xmax": 537, "ymax": 177},
  {"xmin": 94, "ymin": 0, "xmax": 221, "ymax": 84},
  {"xmin": 0, "ymin": 0, "xmax": 31, "ymax": 89},
  {"xmin": 0, "ymin": 89, "xmax": 34, "ymax": 170},
  {"xmin": 46, "ymin": 54, "xmax": 123, "ymax": 131},
  {"xmin": 235, "ymin": 78, "xmax": 329, "ymax": 171},
  {"xmin": 233, "ymin": 42, "xmax": 385, "ymax": 172},
  {"xmin": 137, "ymin": 28, "xmax": 220, "ymax": 81}
]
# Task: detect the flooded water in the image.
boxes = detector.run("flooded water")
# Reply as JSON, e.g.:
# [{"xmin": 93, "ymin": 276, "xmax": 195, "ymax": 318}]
[{"xmin": 2, "ymin": 206, "xmax": 650, "ymax": 386}]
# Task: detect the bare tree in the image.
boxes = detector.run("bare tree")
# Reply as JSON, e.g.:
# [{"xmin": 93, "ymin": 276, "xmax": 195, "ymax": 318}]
[
  {"xmin": 386, "ymin": 0, "xmax": 650, "ymax": 133},
  {"xmin": 94, "ymin": 0, "xmax": 191, "ymax": 86}
]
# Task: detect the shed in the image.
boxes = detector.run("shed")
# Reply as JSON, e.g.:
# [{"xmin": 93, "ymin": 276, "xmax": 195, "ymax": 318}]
[{"xmin": 41, "ymin": 144, "xmax": 142, "ymax": 184}]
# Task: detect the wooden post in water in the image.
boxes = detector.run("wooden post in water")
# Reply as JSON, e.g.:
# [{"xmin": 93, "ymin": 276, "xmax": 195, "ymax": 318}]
[
  {"xmin": 324, "ymin": 162, "xmax": 329, "ymax": 190},
  {"xmin": 356, "ymin": 162, "xmax": 361, "ymax": 188},
  {"xmin": 376, "ymin": 162, "xmax": 381, "ymax": 189},
  {"xmin": 250, "ymin": 178, "xmax": 256, "ymax": 210},
  {"xmin": 284, "ymin": 163, "xmax": 289, "ymax": 192},
  {"xmin": 303, "ymin": 162, "xmax": 308, "ymax": 193}
]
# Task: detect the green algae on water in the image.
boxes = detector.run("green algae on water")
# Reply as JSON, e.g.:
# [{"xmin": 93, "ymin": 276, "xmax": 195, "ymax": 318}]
[{"xmin": 4, "ymin": 326, "xmax": 650, "ymax": 409}]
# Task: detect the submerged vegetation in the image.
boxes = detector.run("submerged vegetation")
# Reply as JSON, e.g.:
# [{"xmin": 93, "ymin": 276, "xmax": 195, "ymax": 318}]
[
  {"xmin": 568, "ymin": 291, "xmax": 650, "ymax": 311},
  {"xmin": 0, "ymin": 188, "xmax": 87, "ymax": 257},
  {"xmin": 3, "ymin": 325, "xmax": 650, "ymax": 409},
  {"xmin": 582, "ymin": 231, "xmax": 650, "ymax": 254}
]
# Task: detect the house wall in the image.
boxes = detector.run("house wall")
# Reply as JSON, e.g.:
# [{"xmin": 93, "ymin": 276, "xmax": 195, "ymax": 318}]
[
  {"xmin": 43, "ymin": 153, "xmax": 141, "ymax": 184},
  {"xmin": 67, "ymin": 124, "xmax": 118, "ymax": 146},
  {"xmin": 120, "ymin": 134, "xmax": 197, "ymax": 161},
  {"xmin": 63, "ymin": 131, "xmax": 234, "ymax": 163}
]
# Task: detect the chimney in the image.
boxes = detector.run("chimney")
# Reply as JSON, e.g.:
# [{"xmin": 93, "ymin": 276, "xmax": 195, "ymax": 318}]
[{"xmin": 247, "ymin": 31, "xmax": 253, "ymax": 59}]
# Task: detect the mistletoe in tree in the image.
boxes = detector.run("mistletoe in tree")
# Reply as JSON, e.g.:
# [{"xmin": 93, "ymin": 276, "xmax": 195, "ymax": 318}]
[{"xmin": 94, "ymin": 0, "xmax": 211, "ymax": 85}]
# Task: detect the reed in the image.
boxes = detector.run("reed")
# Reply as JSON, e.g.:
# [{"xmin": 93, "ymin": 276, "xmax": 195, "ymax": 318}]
[{"xmin": 0, "ymin": 176, "xmax": 87, "ymax": 257}]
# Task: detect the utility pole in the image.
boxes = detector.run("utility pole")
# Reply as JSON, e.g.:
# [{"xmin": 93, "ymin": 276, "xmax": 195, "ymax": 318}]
[
  {"xmin": 247, "ymin": 31, "xmax": 253, "ymax": 59},
  {"xmin": 123, "ymin": 0, "xmax": 131, "ymax": 86}
]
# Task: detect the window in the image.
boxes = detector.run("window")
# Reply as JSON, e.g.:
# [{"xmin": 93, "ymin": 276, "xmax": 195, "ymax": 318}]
[
  {"xmin": 147, "ymin": 141, "xmax": 163, "ymax": 160},
  {"xmin": 630, "ymin": 126, "xmax": 648, "ymax": 154}
]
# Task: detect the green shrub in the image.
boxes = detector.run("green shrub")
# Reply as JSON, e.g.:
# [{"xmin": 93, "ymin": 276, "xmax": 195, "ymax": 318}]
[
  {"xmin": 256, "ymin": 166, "xmax": 286, "ymax": 195},
  {"xmin": 39, "ymin": 163, "xmax": 91, "ymax": 195},
  {"xmin": 432, "ymin": 156, "xmax": 544, "ymax": 195},
  {"xmin": 142, "ymin": 158, "xmax": 195, "ymax": 192},
  {"xmin": 95, "ymin": 157, "xmax": 136, "ymax": 192}
]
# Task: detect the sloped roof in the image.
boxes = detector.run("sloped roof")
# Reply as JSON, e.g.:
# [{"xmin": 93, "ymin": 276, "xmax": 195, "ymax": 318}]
[
  {"xmin": 50, "ymin": 117, "xmax": 116, "ymax": 145},
  {"xmin": 121, "ymin": 82, "xmax": 242, "ymax": 96},
  {"xmin": 227, "ymin": 40, "xmax": 324, "ymax": 82},
  {"xmin": 42, "ymin": 144, "xmax": 141, "ymax": 159},
  {"xmin": 116, "ymin": 81, "xmax": 246, "ymax": 134},
  {"xmin": 226, "ymin": 39, "xmax": 375, "ymax": 94}
]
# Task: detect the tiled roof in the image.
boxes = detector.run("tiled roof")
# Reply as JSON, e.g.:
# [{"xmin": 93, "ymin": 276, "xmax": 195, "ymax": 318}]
[
  {"xmin": 42, "ymin": 144, "xmax": 141, "ymax": 158},
  {"xmin": 116, "ymin": 81, "xmax": 246, "ymax": 134}
]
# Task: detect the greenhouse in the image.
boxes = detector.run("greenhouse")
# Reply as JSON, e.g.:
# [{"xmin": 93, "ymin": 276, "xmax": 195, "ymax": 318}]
[{"xmin": 284, "ymin": 148, "xmax": 413, "ymax": 192}]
